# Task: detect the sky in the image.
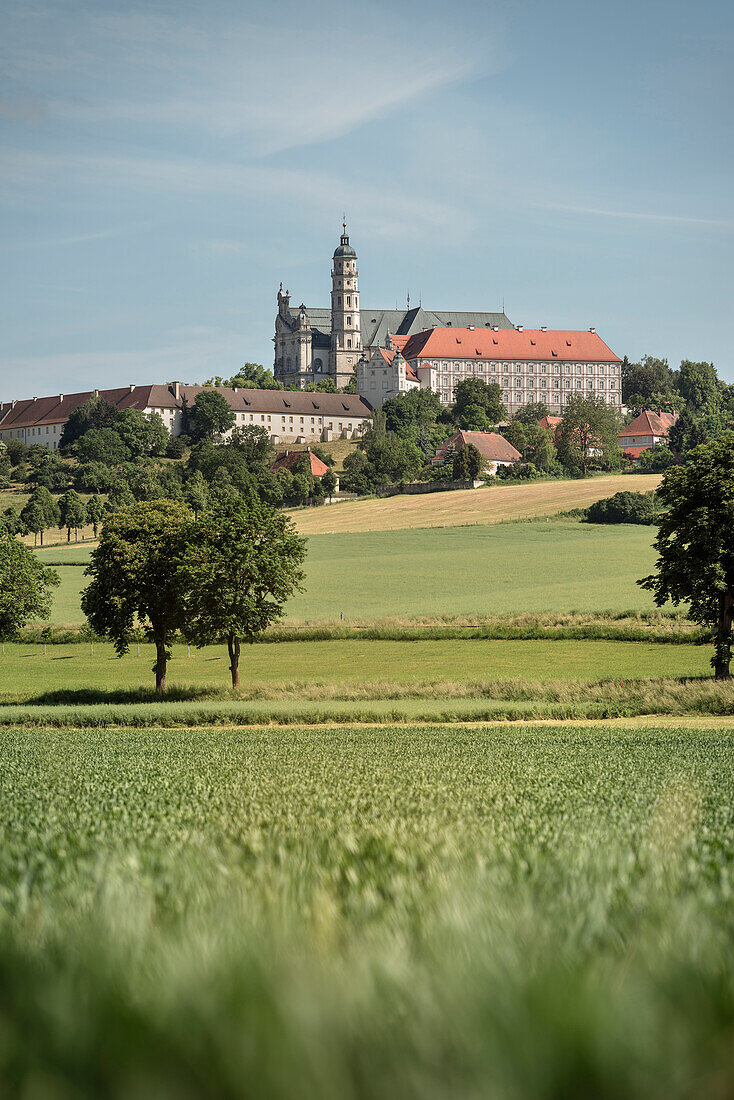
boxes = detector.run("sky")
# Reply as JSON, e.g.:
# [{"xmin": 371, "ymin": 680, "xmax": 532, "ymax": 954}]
[{"xmin": 1, "ymin": 0, "xmax": 732, "ymax": 399}]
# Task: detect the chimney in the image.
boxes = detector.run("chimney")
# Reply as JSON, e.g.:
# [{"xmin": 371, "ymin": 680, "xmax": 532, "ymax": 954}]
[
  {"xmin": 173, "ymin": 381, "xmax": 181, "ymax": 400},
  {"xmin": 128, "ymin": 384, "xmax": 135, "ymax": 393},
  {"xmin": 492, "ymin": 325, "xmax": 499, "ymax": 332},
  {"xmin": 468, "ymin": 325, "xmax": 475, "ymax": 330},
  {"xmin": 59, "ymin": 394, "xmax": 64, "ymax": 401},
  {"xmin": 589, "ymin": 326, "xmax": 596, "ymax": 333},
  {"xmin": 541, "ymin": 325, "xmax": 547, "ymax": 332},
  {"xmin": 32, "ymin": 396, "xmax": 37, "ymax": 402},
  {"xmin": 516, "ymin": 325, "xmax": 523, "ymax": 332},
  {"xmin": 93, "ymin": 389, "xmax": 99, "ymax": 398}
]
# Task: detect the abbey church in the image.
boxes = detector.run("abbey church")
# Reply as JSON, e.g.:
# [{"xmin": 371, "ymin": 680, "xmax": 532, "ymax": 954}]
[{"xmin": 273, "ymin": 225, "xmax": 513, "ymax": 389}]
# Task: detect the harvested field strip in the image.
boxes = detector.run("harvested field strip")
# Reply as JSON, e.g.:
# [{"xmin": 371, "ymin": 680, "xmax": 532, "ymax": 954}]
[
  {"xmin": 288, "ymin": 472, "xmax": 662, "ymax": 533},
  {"xmin": 19, "ymin": 609, "xmax": 704, "ymax": 646},
  {"xmin": 6, "ymin": 676, "xmax": 734, "ymax": 726}
]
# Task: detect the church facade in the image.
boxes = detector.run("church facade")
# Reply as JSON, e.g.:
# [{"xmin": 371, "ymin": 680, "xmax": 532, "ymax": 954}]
[{"xmin": 273, "ymin": 226, "xmax": 512, "ymax": 390}]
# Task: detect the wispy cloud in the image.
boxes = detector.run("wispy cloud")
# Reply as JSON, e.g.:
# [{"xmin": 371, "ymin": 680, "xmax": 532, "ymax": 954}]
[
  {"xmin": 0, "ymin": 221, "xmax": 155, "ymax": 250},
  {"xmin": 0, "ymin": 148, "xmax": 469, "ymax": 237},
  {"xmin": 532, "ymin": 200, "xmax": 733, "ymax": 230},
  {"xmin": 1, "ymin": 3, "xmax": 489, "ymax": 155}
]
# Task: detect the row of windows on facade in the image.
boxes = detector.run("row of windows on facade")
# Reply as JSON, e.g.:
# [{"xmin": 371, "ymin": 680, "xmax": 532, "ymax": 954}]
[
  {"xmin": 424, "ymin": 362, "xmax": 618, "ymax": 375},
  {"xmin": 440, "ymin": 378, "xmax": 617, "ymax": 391}
]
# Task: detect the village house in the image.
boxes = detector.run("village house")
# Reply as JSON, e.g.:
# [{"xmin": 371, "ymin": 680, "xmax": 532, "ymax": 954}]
[
  {"xmin": 433, "ymin": 430, "xmax": 522, "ymax": 475},
  {"xmin": 617, "ymin": 410, "xmax": 678, "ymax": 461},
  {"xmin": 270, "ymin": 448, "xmax": 339, "ymax": 490}
]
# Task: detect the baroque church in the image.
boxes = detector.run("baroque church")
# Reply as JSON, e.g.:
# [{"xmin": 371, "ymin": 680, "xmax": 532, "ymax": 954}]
[{"xmin": 273, "ymin": 225, "xmax": 512, "ymax": 389}]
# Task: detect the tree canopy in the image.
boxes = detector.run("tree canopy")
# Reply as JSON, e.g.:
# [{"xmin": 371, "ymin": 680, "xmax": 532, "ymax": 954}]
[
  {"xmin": 556, "ymin": 394, "xmax": 621, "ymax": 475},
  {"xmin": 81, "ymin": 500, "xmax": 194, "ymax": 693},
  {"xmin": 190, "ymin": 390, "xmax": 236, "ymax": 442},
  {"xmin": 0, "ymin": 531, "xmax": 59, "ymax": 639},
  {"xmin": 183, "ymin": 498, "xmax": 306, "ymax": 687},
  {"xmin": 640, "ymin": 433, "xmax": 734, "ymax": 679}
]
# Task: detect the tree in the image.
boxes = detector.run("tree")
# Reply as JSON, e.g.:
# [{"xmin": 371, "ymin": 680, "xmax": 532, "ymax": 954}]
[
  {"xmin": 512, "ymin": 401, "xmax": 549, "ymax": 424},
  {"xmin": 452, "ymin": 379, "xmax": 505, "ymax": 427},
  {"xmin": 75, "ymin": 428, "xmax": 130, "ymax": 466},
  {"xmin": 183, "ymin": 471, "xmax": 209, "ymax": 518},
  {"xmin": 621, "ymin": 355, "xmax": 673, "ymax": 405},
  {"xmin": 20, "ymin": 487, "xmax": 60, "ymax": 547},
  {"xmin": 204, "ymin": 363, "xmax": 283, "ymax": 390},
  {"xmin": 74, "ymin": 461, "xmax": 117, "ymax": 493},
  {"xmin": 86, "ymin": 495, "xmax": 104, "ymax": 538},
  {"xmin": 640, "ymin": 433, "xmax": 734, "ymax": 679},
  {"xmin": 0, "ymin": 530, "xmax": 59, "ymax": 638},
  {"xmin": 556, "ymin": 394, "xmax": 621, "ymax": 475},
  {"xmin": 228, "ymin": 425, "xmax": 272, "ymax": 467},
  {"xmin": 60, "ymin": 396, "xmax": 121, "ymax": 451},
  {"xmin": 453, "ymin": 443, "xmax": 482, "ymax": 480},
  {"xmin": 321, "ymin": 468, "xmax": 337, "ymax": 500},
  {"xmin": 190, "ymin": 390, "xmax": 236, "ymax": 442},
  {"xmin": 668, "ymin": 407, "xmax": 728, "ymax": 456},
  {"xmin": 678, "ymin": 360, "xmax": 718, "ymax": 411},
  {"xmin": 30, "ymin": 454, "xmax": 68, "ymax": 492},
  {"xmin": 184, "ymin": 498, "xmax": 306, "ymax": 687},
  {"xmin": 58, "ymin": 489, "xmax": 87, "ymax": 542},
  {"xmin": 81, "ymin": 500, "xmax": 193, "ymax": 693},
  {"xmin": 116, "ymin": 410, "xmax": 169, "ymax": 458}
]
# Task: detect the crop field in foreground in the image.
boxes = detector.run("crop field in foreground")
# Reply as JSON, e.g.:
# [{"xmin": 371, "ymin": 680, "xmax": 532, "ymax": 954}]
[
  {"xmin": 2, "ymin": 723, "xmax": 734, "ymax": 1097},
  {"xmin": 289, "ymin": 472, "xmax": 662, "ymax": 533},
  {"xmin": 38, "ymin": 519, "xmax": 664, "ymax": 623}
]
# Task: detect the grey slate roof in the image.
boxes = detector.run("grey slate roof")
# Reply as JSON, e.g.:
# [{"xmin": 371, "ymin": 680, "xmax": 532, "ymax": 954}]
[{"xmin": 301, "ymin": 306, "xmax": 513, "ymax": 349}]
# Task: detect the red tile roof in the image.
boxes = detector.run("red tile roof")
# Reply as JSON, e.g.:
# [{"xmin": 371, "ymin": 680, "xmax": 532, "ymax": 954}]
[
  {"xmin": 618, "ymin": 410, "xmax": 678, "ymax": 439},
  {"xmin": 434, "ymin": 430, "xmax": 522, "ymax": 465},
  {"xmin": 0, "ymin": 384, "xmax": 372, "ymax": 432},
  {"xmin": 622, "ymin": 446, "xmax": 650, "ymax": 460},
  {"xmin": 401, "ymin": 327, "xmax": 620, "ymax": 363},
  {"xmin": 270, "ymin": 450, "xmax": 330, "ymax": 477},
  {"xmin": 376, "ymin": 347, "xmax": 419, "ymax": 382}
]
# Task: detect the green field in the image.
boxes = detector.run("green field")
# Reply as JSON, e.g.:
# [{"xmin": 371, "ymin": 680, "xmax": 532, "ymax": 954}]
[
  {"xmin": 38, "ymin": 519, "xmax": 663, "ymax": 624},
  {"xmin": 2, "ymin": 723, "xmax": 734, "ymax": 1097},
  {"xmin": 0, "ymin": 637, "xmax": 711, "ymax": 701}
]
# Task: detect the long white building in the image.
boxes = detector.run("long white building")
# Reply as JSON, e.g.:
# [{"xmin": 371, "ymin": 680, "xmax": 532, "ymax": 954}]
[{"xmin": 0, "ymin": 384, "xmax": 373, "ymax": 450}]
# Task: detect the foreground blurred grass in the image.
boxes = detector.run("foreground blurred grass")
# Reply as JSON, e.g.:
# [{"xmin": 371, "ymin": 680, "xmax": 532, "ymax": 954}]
[{"xmin": 2, "ymin": 724, "xmax": 734, "ymax": 1097}]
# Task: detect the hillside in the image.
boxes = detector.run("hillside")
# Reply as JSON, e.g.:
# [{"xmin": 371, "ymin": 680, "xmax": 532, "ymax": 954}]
[{"xmin": 288, "ymin": 473, "xmax": 662, "ymax": 534}]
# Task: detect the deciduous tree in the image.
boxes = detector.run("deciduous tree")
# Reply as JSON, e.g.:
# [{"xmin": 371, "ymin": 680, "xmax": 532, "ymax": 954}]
[
  {"xmin": 58, "ymin": 489, "xmax": 87, "ymax": 542},
  {"xmin": 183, "ymin": 498, "xmax": 306, "ymax": 687},
  {"xmin": 81, "ymin": 500, "xmax": 193, "ymax": 693},
  {"xmin": 640, "ymin": 433, "xmax": 734, "ymax": 679},
  {"xmin": 190, "ymin": 390, "xmax": 236, "ymax": 442},
  {"xmin": 0, "ymin": 530, "xmax": 59, "ymax": 638},
  {"xmin": 556, "ymin": 394, "xmax": 620, "ymax": 475},
  {"xmin": 20, "ymin": 487, "xmax": 60, "ymax": 547}
]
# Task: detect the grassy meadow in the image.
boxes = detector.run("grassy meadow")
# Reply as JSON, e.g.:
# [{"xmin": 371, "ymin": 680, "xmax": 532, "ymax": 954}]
[
  {"xmin": 3, "ymin": 723, "xmax": 734, "ymax": 1097},
  {"xmin": 38, "ymin": 519, "xmax": 664, "ymax": 624}
]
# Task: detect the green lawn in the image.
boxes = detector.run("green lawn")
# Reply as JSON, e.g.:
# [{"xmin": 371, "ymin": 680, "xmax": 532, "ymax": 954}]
[
  {"xmin": 37, "ymin": 520, "xmax": 663, "ymax": 624},
  {"xmin": 0, "ymin": 637, "xmax": 711, "ymax": 701},
  {"xmin": 2, "ymin": 724, "xmax": 734, "ymax": 1096}
]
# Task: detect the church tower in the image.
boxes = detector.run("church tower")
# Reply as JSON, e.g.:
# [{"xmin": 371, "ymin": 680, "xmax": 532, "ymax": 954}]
[{"xmin": 329, "ymin": 222, "xmax": 361, "ymax": 386}]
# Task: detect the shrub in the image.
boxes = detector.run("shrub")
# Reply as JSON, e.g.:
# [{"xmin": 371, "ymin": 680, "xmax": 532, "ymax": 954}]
[{"xmin": 586, "ymin": 490, "xmax": 660, "ymax": 525}]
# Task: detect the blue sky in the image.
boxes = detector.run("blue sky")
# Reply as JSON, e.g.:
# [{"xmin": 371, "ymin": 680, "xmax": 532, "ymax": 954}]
[{"xmin": 1, "ymin": 0, "xmax": 732, "ymax": 399}]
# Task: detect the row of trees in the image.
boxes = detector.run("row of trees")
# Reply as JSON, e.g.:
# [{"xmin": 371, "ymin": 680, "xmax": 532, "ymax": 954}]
[{"xmin": 5, "ymin": 488, "xmax": 104, "ymax": 546}]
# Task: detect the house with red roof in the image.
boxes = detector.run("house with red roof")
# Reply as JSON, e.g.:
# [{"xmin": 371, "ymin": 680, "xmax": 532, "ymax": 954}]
[
  {"xmin": 396, "ymin": 325, "xmax": 621, "ymax": 417},
  {"xmin": 270, "ymin": 448, "xmax": 339, "ymax": 492},
  {"xmin": 618, "ymin": 410, "xmax": 678, "ymax": 461},
  {"xmin": 433, "ymin": 431, "xmax": 522, "ymax": 475}
]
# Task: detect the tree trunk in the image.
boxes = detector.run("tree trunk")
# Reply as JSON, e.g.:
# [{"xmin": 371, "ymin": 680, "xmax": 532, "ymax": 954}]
[
  {"xmin": 714, "ymin": 592, "xmax": 732, "ymax": 680},
  {"xmin": 154, "ymin": 634, "xmax": 168, "ymax": 694},
  {"xmin": 67, "ymin": 528, "xmax": 71, "ymax": 543},
  {"xmin": 40, "ymin": 529, "xmax": 44, "ymax": 547},
  {"xmin": 228, "ymin": 633, "xmax": 241, "ymax": 688}
]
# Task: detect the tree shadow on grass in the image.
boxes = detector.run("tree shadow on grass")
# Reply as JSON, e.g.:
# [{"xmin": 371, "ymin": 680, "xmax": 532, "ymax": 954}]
[{"xmin": 7, "ymin": 686, "xmax": 224, "ymax": 706}]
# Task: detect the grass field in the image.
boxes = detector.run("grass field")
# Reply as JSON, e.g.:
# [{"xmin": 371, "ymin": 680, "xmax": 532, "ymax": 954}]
[
  {"xmin": 38, "ymin": 519, "xmax": 664, "ymax": 624},
  {"xmin": 0, "ymin": 638, "xmax": 711, "ymax": 700},
  {"xmin": 289, "ymin": 472, "xmax": 662, "ymax": 533},
  {"xmin": 2, "ymin": 723, "xmax": 734, "ymax": 1097}
]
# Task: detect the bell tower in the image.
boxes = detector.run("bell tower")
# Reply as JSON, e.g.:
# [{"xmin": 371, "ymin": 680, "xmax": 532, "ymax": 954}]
[{"xmin": 329, "ymin": 221, "xmax": 361, "ymax": 386}]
